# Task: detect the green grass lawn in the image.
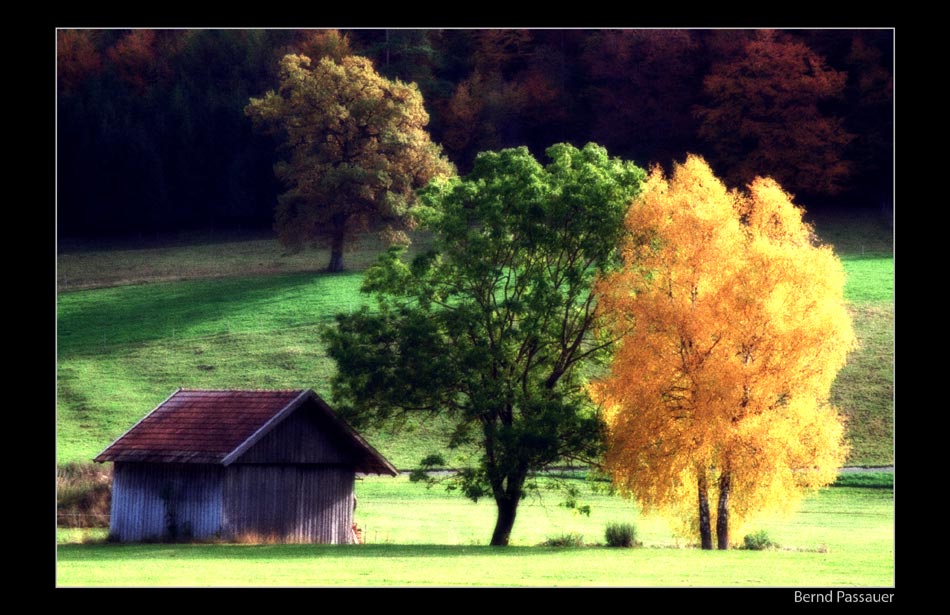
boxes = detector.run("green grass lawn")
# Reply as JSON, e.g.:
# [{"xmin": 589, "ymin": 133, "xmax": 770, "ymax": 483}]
[
  {"xmin": 811, "ymin": 210, "xmax": 893, "ymax": 464},
  {"xmin": 57, "ymin": 231, "xmax": 432, "ymax": 292},
  {"xmin": 841, "ymin": 257, "xmax": 893, "ymax": 304},
  {"xmin": 56, "ymin": 268, "xmax": 470, "ymax": 467},
  {"xmin": 832, "ymin": 301, "xmax": 894, "ymax": 464},
  {"xmin": 56, "ymin": 476, "xmax": 894, "ymax": 587}
]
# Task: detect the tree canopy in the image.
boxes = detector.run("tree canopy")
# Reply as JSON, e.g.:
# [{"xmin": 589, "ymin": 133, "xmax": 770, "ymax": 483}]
[
  {"xmin": 246, "ymin": 53, "xmax": 453, "ymax": 271},
  {"xmin": 590, "ymin": 155, "xmax": 855, "ymax": 549},
  {"xmin": 695, "ymin": 29, "xmax": 854, "ymax": 198},
  {"xmin": 324, "ymin": 143, "xmax": 646, "ymax": 545},
  {"xmin": 57, "ymin": 29, "xmax": 891, "ymax": 239}
]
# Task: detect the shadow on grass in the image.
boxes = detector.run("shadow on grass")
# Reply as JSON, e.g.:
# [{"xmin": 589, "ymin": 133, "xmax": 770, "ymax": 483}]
[
  {"xmin": 832, "ymin": 473, "xmax": 893, "ymax": 489},
  {"xmin": 58, "ymin": 272, "xmax": 366, "ymax": 356},
  {"xmin": 56, "ymin": 543, "xmax": 552, "ymax": 561},
  {"xmin": 805, "ymin": 207, "xmax": 893, "ymax": 258}
]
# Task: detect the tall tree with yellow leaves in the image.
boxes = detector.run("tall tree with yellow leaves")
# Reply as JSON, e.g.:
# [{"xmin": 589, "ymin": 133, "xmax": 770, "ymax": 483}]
[
  {"xmin": 591, "ymin": 155, "xmax": 854, "ymax": 549},
  {"xmin": 246, "ymin": 53, "xmax": 453, "ymax": 272}
]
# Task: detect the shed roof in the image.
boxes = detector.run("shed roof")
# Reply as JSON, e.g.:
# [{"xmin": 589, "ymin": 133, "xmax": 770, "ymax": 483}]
[{"xmin": 93, "ymin": 389, "xmax": 397, "ymax": 475}]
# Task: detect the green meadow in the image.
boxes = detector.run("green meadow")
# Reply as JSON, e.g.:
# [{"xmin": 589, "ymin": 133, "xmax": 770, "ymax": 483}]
[{"xmin": 56, "ymin": 474, "xmax": 893, "ymax": 587}]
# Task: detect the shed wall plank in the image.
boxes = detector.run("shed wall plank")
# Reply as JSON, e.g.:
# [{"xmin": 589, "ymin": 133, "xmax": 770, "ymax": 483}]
[
  {"xmin": 236, "ymin": 406, "xmax": 355, "ymax": 464},
  {"xmin": 110, "ymin": 463, "xmax": 223, "ymax": 542},
  {"xmin": 223, "ymin": 465, "xmax": 354, "ymax": 543}
]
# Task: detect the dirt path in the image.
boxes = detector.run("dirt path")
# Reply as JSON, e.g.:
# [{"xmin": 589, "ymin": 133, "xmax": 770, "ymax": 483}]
[{"xmin": 840, "ymin": 465, "xmax": 893, "ymax": 473}]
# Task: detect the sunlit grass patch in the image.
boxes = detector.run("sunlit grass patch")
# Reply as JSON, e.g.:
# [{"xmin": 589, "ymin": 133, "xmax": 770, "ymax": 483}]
[{"xmin": 56, "ymin": 479, "xmax": 893, "ymax": 587}]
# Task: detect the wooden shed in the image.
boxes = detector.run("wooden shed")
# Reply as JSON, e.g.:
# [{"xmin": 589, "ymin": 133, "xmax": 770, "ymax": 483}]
[{"xmin": 94, "ymin": 389, "xmax": 397, "ymax": 543}]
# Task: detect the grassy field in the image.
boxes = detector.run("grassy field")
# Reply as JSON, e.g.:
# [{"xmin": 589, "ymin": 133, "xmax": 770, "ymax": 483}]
[
  {"xmin": 806, "ymin": 210, "xmax": 894, "ymax": 464},
  {"xmin": 56, "ymin": 475, "xmax": 894, "ymax": 587},
  {"xmin": 56, "ymin": 209, "xmax": 894, "ymax": 467},
  {"xmin": 55, "ymin": 271, "xmax": 463, "ymax": 468},
  {"xmin": 806, "ymin": 208, "xmax": 893, "ymax": 259},
  {"xmin": 57, "ymin": 231, "xmax": 427, "ymax": 291}
]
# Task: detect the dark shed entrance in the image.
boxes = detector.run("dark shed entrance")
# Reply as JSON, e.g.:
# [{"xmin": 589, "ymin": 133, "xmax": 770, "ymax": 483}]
[{"xmin": 94, "ymin": 389, "xmax": 397, "ymax": 543}]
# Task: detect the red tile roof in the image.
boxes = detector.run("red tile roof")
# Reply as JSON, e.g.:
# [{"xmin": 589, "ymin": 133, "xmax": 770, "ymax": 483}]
[{"xmin": 94, "ymin": 389, "xmax": 397, "ymax": 475}]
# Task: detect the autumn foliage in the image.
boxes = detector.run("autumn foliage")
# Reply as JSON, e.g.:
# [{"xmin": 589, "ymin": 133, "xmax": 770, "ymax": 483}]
[
  {"xmin": 591, "ymin": 156, "xmax": 855, "ymax": 549},
  {"xmin": 696, "ymin": 30, "xmax": 854, "ymax": 197},
  {"xmin": 246, "ymin": 53, "xmax": 453, "ymax": 271},
  {"xmin": 57, "ymin": 30, "xmax": 103, "ymax": 93},
  {"xmin": 57, "ymin": 29, "xmax": 892, "ymax": 239},
  {"xmin": 107, "ymin": 29, "xmax": 162, "ymax": 92}
]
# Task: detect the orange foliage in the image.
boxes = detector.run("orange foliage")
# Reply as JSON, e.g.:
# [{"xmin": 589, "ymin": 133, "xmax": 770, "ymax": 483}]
[
  {"xmin": 107, "ymin": 29, "xmax": 161, "ymax": 92},
  {"xmin": 471, "ymin": 29, "xmax": 534, "ymax": 75},
  {"xmin": 58, "ymin": 30, "xmax": 102, "ymax": 93},
  {"xmin": 441, "ymin": 60, "xmax": 563, "ymax": 166},
  {"xmin": 591, "ymin": 155, "xmax": 854, "ymax": 545},
  {"xmin": 696, "ymin": 30, "xmax": 853, "ymax": 197},
  {"xmin": 291, "ymin": 29, "xmax": 353, "ymax": 64},
  {"xmin": 847, "ymin": 36, "xmax": 892, "ymax": 105},
  {"xmin": 442, "ymin": 72, "xmax": 486, "ymax": 154}
]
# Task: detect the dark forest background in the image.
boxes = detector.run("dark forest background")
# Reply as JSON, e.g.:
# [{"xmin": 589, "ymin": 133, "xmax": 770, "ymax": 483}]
[{"xmin": 57, "ymin": 29, "xmax": 893, "ymax": 239}]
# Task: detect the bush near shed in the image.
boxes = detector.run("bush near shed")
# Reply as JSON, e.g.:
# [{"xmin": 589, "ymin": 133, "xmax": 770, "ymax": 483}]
[{"xmin": 58, "ymin": 463, "xmax": 111, "ymax": 528}]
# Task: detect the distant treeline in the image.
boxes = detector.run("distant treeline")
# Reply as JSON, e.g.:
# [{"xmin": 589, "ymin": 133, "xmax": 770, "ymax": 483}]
[{"xmin": 57, "ymin": 29, "xmax": 893, "ymax": 238}]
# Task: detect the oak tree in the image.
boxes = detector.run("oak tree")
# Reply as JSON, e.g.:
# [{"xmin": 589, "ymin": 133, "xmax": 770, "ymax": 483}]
[
  {"xmin": 325, "ymin": 143, "xmax": 646, "ymax": 545},
  {"xmin": 246, "ymin": 53, "xmax": 453, "ymax": 272},
  {"xmin": 591, "ymin": 155, "xmax": 854, "ymax": 549}
]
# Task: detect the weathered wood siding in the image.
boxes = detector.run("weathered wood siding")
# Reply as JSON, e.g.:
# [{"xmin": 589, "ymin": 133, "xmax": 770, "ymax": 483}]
[
  {"xmin": 110, "ymin": 462, "xmax": 223, "ymax": 542},
  {"xmin": 223, "ymin": 465, "xmax": 354, "ymax": 543},
  {"xmin": 237, "ymin": 405, "xmax": 354, "ymax": 464},
  {"xmin": 224, "ymin": 404, "xmax": 357, "ymax": 543}
]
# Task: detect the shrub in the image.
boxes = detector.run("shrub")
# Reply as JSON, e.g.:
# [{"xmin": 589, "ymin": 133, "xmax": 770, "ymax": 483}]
[
  {"xmin": 743, "ymin": 530, "xmax": 778, "ymax": 550},
  {"xmin": 605, "ymin": 522, "xmax": 636, "ymax": 547},
  {"xmin": 57, "ymin": 463, "xmax": 112, "ymax": 528},
  {"xmin": 541, "ymin": 532, "xmax": 585, "ymax": 547}
]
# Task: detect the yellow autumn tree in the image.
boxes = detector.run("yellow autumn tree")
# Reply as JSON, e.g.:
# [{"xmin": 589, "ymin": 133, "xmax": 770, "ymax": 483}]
[{"xmin": 591, "ymin": 155, "xmax": 855, "ymax": 549}]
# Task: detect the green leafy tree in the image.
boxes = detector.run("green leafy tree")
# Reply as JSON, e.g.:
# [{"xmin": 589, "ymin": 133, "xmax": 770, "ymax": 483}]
[
  {"xmin": 246, "ymin": 53, "xmax": 453, "ymax": 272},
  {"xmin": 324, "ymin": 143, "xmax": 645, "ymax": 545}
]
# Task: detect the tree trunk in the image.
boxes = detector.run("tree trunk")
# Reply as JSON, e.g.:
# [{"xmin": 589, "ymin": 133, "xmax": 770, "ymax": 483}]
[
  {"xmin": 327, "ymin": 231, "xmax": 345, "ymax": 273},
  {"xmin": 698, "ymin": 473, "xmax": 712, "ymax": 550},
  {"xmin": 717, "ymin": 472, "xmax": 731, "ymax": 550},
  {"xmin": 489, "ymin": 470, "xmax": 527, "ymax": 546},
  {"xmin": 490, "ymin": 494, "xmax": 519, "ymax": 546}
]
